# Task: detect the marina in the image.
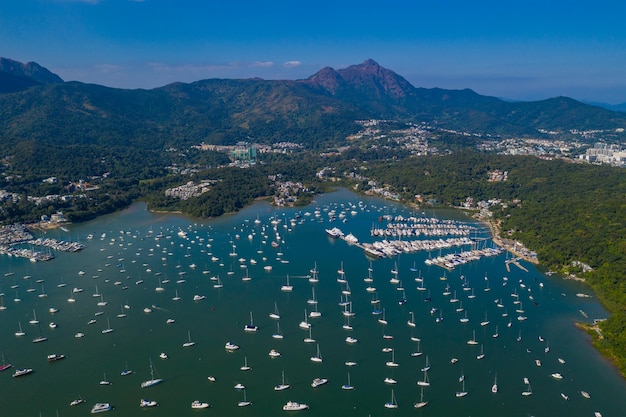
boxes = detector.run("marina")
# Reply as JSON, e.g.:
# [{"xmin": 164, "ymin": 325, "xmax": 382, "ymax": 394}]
[{"xmin": 0, "ymin": 188, "xmax": 623, "ymax": 416}]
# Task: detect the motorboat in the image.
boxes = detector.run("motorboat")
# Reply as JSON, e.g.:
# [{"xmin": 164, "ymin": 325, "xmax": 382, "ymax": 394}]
[{"xmin": 282, "ymin": 401, "xmax": 309, "ymax": 411}]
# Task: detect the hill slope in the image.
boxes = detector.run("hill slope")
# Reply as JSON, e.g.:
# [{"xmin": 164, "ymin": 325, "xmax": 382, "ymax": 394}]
[{"xmin": 0, "ymin": 57, "xmax": 625, "ymax": 178}]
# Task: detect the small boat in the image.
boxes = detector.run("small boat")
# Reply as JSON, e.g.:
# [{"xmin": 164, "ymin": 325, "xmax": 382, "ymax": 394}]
[
  {"xmin": 310, "ymin": 344, "xmax": 323, "ymax": 363},
  {"xmin": 476, "ymin": 344, "xmax": 485, "ymax": 360},
  {"xmin": 299, "ymin": 310, "xmax": 311, "ymax": 330},
  {"xmin": 225, "ymin": 341, "xmax": 240, "ymax": 351},
  {"xmin": 386, "ymin": 349, "xmax": 399, "ymax": 367},
  {"xmin": 29, "ymin": 309, "xmax": 39, "ymax": 325},
  {"xmin": 47, "ymin": 353, "xmax": 66, "ymax": 362},
  {"xmin": 492, "ymin": 373, "xmax": 498, "ymax": 393},
  {"xmin": 311, "ymin": 377, "xmax": 328, "ymax": 388},
  {"xmin": 99, "ymin": 372, "xmax": 111, "ymax": 385},
  {"xmin": 467, "ymin": 330, "xmax": 478, "ymax": 345},
  {"xmin": 274, "ymin": 370, "xmax": 290, "ymax": 391},
  {"xmin": 522, "ymin": 378, "xmax": 532, "ymax": 396},
  {"xmin": 561, "ymin": 392, "xmax": 569, "ymax": 400},
  {"xmin": 581, "ymin": 390, "xmax": 591, "ymax": 399},
  {"xmin": 414, "ymin": 386, "xmax": 428, "ymax": 408},
  {"xmin": 140, "ymin": 399, "xmax": 158, "ymax": 407},
  {"xmin": 384, "ymin": 377, "xmax": 397, "ymax": 384},
  {"xmin": 269, "ymin": 302, "xmax": 280, "ymax": 320},
  {"xmin": 240, "ymin": 356, "xmax": 251, "ymax": 371},
  {"xmin": 282, "ymin": 401, "xmax": 309, "ymax": 411},
  {"xmin": 90, "ymin": 403, "xmax": 112, "ymax": 413},
  {"xmin": 207, "ymin": 375, "xmax": 216, "ymax": 382},
  {"xmin": 191, "ymin": 400, "xmax": 210, "ymax": 409},
  {"xmin": 273, "ymin": 322, "xmax": 284, "ymax": 339},
  {"xmin": 269, "ymin": 349, "xmax": 281, "ymax": 358},
  {"xmin": 417, "ymin": 369, "xmax": 430, "ymax": 387},
  {"xmin": 12, "ymin": 368, "xmax": 33, "ymax": 377},
  {"xmin": 551, "ymin": 372, "xmax": 563, "ymax": 380},
  {"xmin": 244, "ymin": 311, "xmax": 258, "ymax": 332},
  {"xmin": 15, "ymin": 321, "xmax": 25, "ymax": 337},
  {"xmin": 183, "ymin": 330, "xmax": 195, "ymax": 347},
  {"xmin": 238, "ymin": 389, "xmax": 252, "ymax": 407},
  {"xmin": 159, "ymin": 352, "xmax": 168, "ymax": 359},
  {"xmin": 234, "ymin": 383, "xmax": 246, "ymax": 390},
  {"xmin": 456, "ymin": 379, "xmax": 468, "ymax": 397},
  {"xmin": 407, "ymin": 311, "xmax": 416, "ymax": 327},
  {"xmin": 140, "ymin": 359, "xmax": 163, "ymax": 388},
  {"xmin": 280, "ymin": 275, "xmax": 293, "ymax": 292},
  {"xmin": 384, "ymin": 389, "xmax": 399, "ymax": 409},
  {"xmin": 0, "ymin": 352, "xmax": 12, "ymax": 372},
  {"xmin": 70, "ymin": 398, "xmax": 86, "ymax": 406},
  {"xmin": 342, "ymin": 372, "xmax": 355, "ymax": 390},
  {"xmin": 101, "ymin": 318, "xmax": 113, "ymax": 334}
]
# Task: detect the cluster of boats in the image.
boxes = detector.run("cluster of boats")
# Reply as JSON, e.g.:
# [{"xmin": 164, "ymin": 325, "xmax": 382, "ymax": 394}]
[{"xmin": 0, "ymin": 199, "xmax": 607, "ymax": 416}]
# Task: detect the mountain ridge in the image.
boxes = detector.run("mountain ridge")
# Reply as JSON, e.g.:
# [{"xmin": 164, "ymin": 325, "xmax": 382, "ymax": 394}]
[{"xmin": 0, "ymin": 57, "xmax": 625, "ymax": 151}]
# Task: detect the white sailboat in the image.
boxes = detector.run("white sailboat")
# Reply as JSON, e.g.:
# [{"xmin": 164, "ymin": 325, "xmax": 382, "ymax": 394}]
[
  {"xmin": 456, "ymin": 378, "xmax": 468, "ymax": 397},
  {"xmin": 29, "ymin": 309, "xmax": 39, "ymax": 325},
  {"xmin": 522, "ymin": 377, "xmax": 532, "ymax": 396},
  {"xmin": 237, "ymin": 389, "xmax": 252, "ymax": 407},
  {"xmin": 140, "ymin": 359, "xmax": 163, "ymax": 388},
  {"xmin": 476, "ymin": 344, "xmax": 485, "ymax": 360},
  {"xmin": 101, "ymin": 318, "xmax": 113, "ymax": 334},
  {"xmin": 274, "ymin": 370, "xmax": 290, "ymax": 391},
  {"xmin": 280, "ymin": 275, "xmax": 293, "ymax": 292},
  {"xmin": 183, "ymin": 330, "xmax": 195, "ymax": 347},
  {"xmin": 310, "ymin": 344, "xmax": 323, "ymax": 363},
  {"xmin": 341, "ymin": 372, "xmax": 354, "ymax": 390},
  {"xmin": 272, "ymin": 321, "xmax": 283, "ymax": 339},
  {"xmin": 240, "ymin": 356, "xmax": 251, "ymax": 371},
  {"xmin": 244, "ymin": 311, "xmax": 258, "ymax": 332},
  {"xmin": 304, "ymin": 326, "xmax": 315, "ymax": 343},
  {"xmin": 378, "ymin": 308, "xmax": 388, "ymax": 325},
  {"xmin": 491, "ymin": 373, "xmax": 498, "ymax": 393},
  {"xmin": 384, "ymin": 389, "xmax": 398, "ymax": 409},
  {"xmin": 386, "ymin": 349, "xmax": 399, "ymax": 367},
  {"xmin": 467, "ymin": 330, "xmax": 478, "ymax": 345},
  {"xmin": 407, "ymin": 311, "xmax": 416, "ymax": 327},
  {"xmin": 299, "ymin": 309, "xmax": 311, "ymax": 329},
  {"xmin": 269, "ymin": 302, "xmax": 280, "ymax": 320},
  {"xmin": 417, "ymin": 369, "xmax": 430, "ymax": 387},
  {"xmin": 309, "ymin": 262, "xmax": 319, "ymax": 283},
  {"xmin": 242, "ymin": 267, "xmax": 251, "ymax": 282},
  {"xmin": 337, "ymin": 261, "xmax": 346, "ymax": 283},
  {"xmin": 15, "ymin": 321, "xmax": 25, "ymax": 337},
  {"xmin": 99, "ymin": 372, "xmax": 111, "ymax": 385},
  {"xmin": 213, "ymin": 275, "xmax": 223, "ymax": 288},
  {"xmin": 414, "ymin": 386, "xmax": 428, "ymax": 408}
]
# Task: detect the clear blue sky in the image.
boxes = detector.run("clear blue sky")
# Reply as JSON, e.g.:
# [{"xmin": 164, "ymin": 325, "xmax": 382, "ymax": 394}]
[{"xmin": 2, "ymin": 0, "xmax": 625, "ymax": 103}]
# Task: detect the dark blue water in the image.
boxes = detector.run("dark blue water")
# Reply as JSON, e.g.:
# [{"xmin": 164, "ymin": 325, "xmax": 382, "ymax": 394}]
[{"xmin": 0, "ymin": 188, "xmax": 623, "ymax": 417}]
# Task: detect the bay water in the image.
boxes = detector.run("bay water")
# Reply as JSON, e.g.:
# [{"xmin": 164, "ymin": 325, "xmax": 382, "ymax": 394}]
[{"xmin": 0, "ymin": 188, "xmax": 624, "ymax": 416}]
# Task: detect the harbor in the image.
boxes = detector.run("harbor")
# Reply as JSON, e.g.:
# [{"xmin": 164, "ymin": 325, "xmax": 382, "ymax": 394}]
[{"xmin": 0, "ymin": 188, "xmax": 620, "ymax": 417}]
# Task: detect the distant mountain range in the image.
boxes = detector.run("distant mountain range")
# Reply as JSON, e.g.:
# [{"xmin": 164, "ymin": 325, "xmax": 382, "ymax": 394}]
[{"xmin": 0, "ymin": 57, "xmax": 625, "ymax": 154}]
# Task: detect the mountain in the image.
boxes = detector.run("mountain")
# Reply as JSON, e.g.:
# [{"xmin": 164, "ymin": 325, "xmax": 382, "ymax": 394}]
[
  {"xmin": 0, "ymin": 57, "xmax": 625, "ymax": 160},
  {"xmin": 583, "ymin": 100, "xmax": 626, "ymax": 113},
  {"xmin": 0, "ymin": 58, "xmax": 63, "ymax": 93}
]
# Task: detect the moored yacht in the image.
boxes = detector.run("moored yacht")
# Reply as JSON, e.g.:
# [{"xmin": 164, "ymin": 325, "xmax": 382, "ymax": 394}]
[
  {"xmin": 282, "ymin": 401, "xmax": 309, "ymax": 411},
  {"xmin": 311, "ymin": 377, "xmax": 328, "ymax": 388},
  {"xmin": 90, "ymin": 403, "xmax": 112, "ymax": 413},
  {"xmin": 140, "ymin": 359, "xmax": 163, "ymax": 388}
]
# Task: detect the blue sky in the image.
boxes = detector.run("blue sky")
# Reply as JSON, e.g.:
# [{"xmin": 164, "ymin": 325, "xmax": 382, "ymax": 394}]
[{"xmin": 2, "ymin": 0, "xmax": 626, "ymax": 103}]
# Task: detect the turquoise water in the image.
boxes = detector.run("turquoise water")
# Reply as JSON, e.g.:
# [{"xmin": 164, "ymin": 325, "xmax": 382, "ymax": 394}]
[{"xmin": 0, "ymin": 188, "xmax": 624, "ymax": 417}]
